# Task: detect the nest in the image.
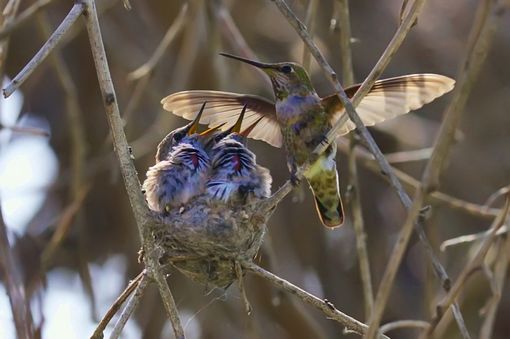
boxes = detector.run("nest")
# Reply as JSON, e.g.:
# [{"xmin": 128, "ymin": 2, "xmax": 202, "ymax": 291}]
[{"xmin": 151, "ymin": 195, "xmax": 270, "ymax": 288}]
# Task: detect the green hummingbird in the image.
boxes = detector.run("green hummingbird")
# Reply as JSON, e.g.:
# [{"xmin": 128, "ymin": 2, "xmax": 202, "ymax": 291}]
[{"xmin": 161, "ymin": 54, "xmax": 455, "ymax": 227}]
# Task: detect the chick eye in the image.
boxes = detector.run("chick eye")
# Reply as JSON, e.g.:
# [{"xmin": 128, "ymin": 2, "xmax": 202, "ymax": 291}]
[
  {"xmin": 173, "ymin": 132, "xmax": 184, "ymax": 142},
  {"xmin": 281, "ymin": 65, "xmax": 292, "ymax": 74}
]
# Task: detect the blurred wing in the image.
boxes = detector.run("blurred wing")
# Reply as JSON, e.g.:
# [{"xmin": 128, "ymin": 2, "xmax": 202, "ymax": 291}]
[
  {"xmin": 161, "ymin": 91, "xmax": 283, "ymax": 148},
  {"xmin": 321, "ymin": 74, "xmax": 456, "ymax": 135}
]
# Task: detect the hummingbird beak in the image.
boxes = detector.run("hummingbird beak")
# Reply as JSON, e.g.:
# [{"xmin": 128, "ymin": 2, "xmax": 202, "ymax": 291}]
[
  {"xmin": 199, "ymin": 123, "xmax": 226, "ymax": 137},
  {"xmin": 240, "ymin": 117, "xmax": 263, "ymax": 137},
  {"xmin": 229, "ymin": 104, "xmax": 248, "ymax": 134},
  {"xmin": 219, "ymin": 53, "xmax": 276, "ymax": 71},
  {"xmin": 187, "ymin": 102, "xmax": 207, "ymax": 135}
]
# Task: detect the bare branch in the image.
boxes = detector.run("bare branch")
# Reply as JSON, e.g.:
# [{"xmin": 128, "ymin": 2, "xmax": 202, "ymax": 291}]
[
  {"xmin": 243, "ymin": 261, "xmax": 389, "ymax": 339},
  {"xmin": 425, "ymin": 196, "xmax": 510, "ymax": 337},
  {"xmin": 81, "ymin": 0, "xmax": 184, "ymax": 337},
  {"xmin": 440, "ymin": 225, "xmax": 508, "ymax": 251},
  {"xmin": 2, "ymin": 2, "xmax": 85, "ymax": 98},
  {"xmin": 91, "ymin": 272, "xmax": 144, "ymax": 339},
  {"xmin": 110, "ymin": 273, "xmax": 149, "ymax": 339},
  {"xmin": 479, "ymin": 235, "xmax": 510, "ymax": 339},
  {"xmin": 128, "ymin": 3, "xmax": 188, "ymax": 80},
  {"xmin": 380, "ymin": 320, "xmax": 429, "ymax": 334},
  {"xmin": 0, "ymin": 0, "xmax": 54, "ymax": 41},
  {"xmin": 0, "ymin": 205, "xmax": 34, "ymax": 339},
  {"xmin": 347, "ymin": 139, "xmax": 374, "ymax": 319}
]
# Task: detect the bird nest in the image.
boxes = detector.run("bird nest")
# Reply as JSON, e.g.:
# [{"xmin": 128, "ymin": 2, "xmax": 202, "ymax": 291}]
[{"xmin": 151, "ymin": 195, "xmax": 270, "ymax": 288}]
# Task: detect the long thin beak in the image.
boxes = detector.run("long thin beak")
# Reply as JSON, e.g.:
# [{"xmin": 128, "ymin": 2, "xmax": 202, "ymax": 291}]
[
  {"xmin": 187, "ymin": 102, "xmax": 207, "ymax": 135},
  {"xmin": 230, "ymin": 104, "xmax": 248, "ymax": 134},
  {"xmin": 240, "ymin": 117, "xmax": 263, "ymax": 137},
  {"xmin": 219, "ymin": 52, "xmax": 275, "ymax": 70},
  {"xmin": 199, "ymin": 123, "xmax": 225, "ymax": 137}
]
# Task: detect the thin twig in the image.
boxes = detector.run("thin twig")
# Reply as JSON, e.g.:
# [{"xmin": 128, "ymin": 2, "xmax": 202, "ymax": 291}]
[
  {"xmin": 380, "ymin": 320, "xmax": 429, "ymax": 334},
  {"xmin": 485, "ymin": 184, "xmax": 510, "ymax": 208},
  {"xmin": 91, "ymin": 271, "xmax": 144, "ymax": 339},
  {"xmin": 367, "ymin": 0, "xmax": 504, "ymax": 335},
  {"xmin": 81, "ymin": 1, "xmax": 184, "ymax": 337},
  {"xmin": 243, "ymin": 261, "xmax": 389, "ymax": 339},
  {"xmin": 41, "ymin": 185, "xmax": 90, "ymax": 268},
  {"xmin": 478, "ymin": 234, "xmax": 510, "ymax": 339},
  {"xmin": 110, "ymin": 273, "xmax": 149, "ymax": 339},
  {"xmin": 424, "ymin": 196, "xmax": 510, "ymax": 337},
  {"xmin": 336, "ymin": 0, "xmax": 373, "ymax": 320},
  {"xmin": 0, "ymin": 0, "xmax": 54, "ymax": 41},
  {"xmin": 211, "ymin": 0, "xmax": 269, "ymax": 87},
  {"xmin": 0, "ymin": 203, "xmax": 34, "ymax": 339},
  {"xmin": 127, "ymin": 3, "xmax": 188, "ymax": 80},
  {"xmin": 384, "ymin": 148, "xmax": 433, "ymax": 164},
  {"xmin": 440, "ymin": 225, "xmax": 508, "ymax": 251},
  {"xmin": 336, "ymin": 139, "xmax": 499, "ymax": 219},
  {"xmin": 2, "ymin": 2, "xmax": 85, "ymax": 98},
  {"xmin": 235, "ymin": 261, "xmax": 252, "ymax": 314},
  {"xmin": 347, "ymin": 139, "xmax": 374, "ymax": 319},
  {"xmin": 301, "ymin": 0, "xmax": 317, "ymax": 72},
  {"xmin": 269, "ymin": 1, "xmax": 468, "ymax": 337},
  {"xmin": 334, "ymin": 0, "xmax": 354, "ymax": 86}
]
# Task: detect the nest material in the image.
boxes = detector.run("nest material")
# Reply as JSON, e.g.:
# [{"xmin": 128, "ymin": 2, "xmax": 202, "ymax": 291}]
[{"xmin": 152, "ymin": 195, "xmax": 269, "ymax": 288}]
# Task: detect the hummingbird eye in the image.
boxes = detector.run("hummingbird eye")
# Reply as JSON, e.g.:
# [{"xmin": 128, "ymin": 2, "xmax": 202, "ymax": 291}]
[{"xmin": 281, "ymin": 65, "xmax": 292, "ymax": 74}]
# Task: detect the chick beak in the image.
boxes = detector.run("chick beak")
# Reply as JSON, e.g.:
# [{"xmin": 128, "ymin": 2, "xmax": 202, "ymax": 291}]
[
  {"xmin": 187, "ymin": 102, "xmax": 207, "ymax": 135},
  {"xmin": 240, "ymin": 117, "xmax": 263, "ymax": 137},
  {"xmin": 230, "ymin": 104, "xmax": 248, "ymax": 134},
  {"xmin": 199, "ymin": 123, "xmax": 226, "ymax": 137}
]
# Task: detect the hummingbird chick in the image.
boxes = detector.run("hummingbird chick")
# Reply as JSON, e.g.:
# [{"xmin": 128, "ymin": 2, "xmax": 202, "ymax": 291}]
[
  {"xmin": 143, "ymin": 103, "xmax": 220, "ymax": 214},
  {"xmin": 207, "ymin": 105, "xmax": 271, "ymax": 204},
  {"xmin": 161, "ymin": 54, "xmax": 455, "ymax": 228}
]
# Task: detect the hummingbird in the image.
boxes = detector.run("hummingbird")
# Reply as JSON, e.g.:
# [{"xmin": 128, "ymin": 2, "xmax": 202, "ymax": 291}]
[
  {"xmin": 206, "ymin": 105, "xmax": 272, "ymax": 204},
  {"xmin": 161, "ymin": 55, "xmax": 455, "ymax": 227},
  {"xmin": 143, "ymin": 102, "xmax": 221, "ymax": 214}
]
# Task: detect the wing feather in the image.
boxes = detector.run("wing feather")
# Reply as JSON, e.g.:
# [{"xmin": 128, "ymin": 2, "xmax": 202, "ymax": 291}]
[
  {"xmin": 322, "ymin": 74, "xmax": 455, "ymax": 134},
  {"xmin": 161, "ymin": 91, "xmax": 283, "ymax": 147}
]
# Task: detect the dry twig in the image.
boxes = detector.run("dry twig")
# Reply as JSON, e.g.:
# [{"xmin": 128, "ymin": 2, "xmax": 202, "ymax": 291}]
[
  {"xmin": 110, "ymin": 273, "xmax": 149, "ymax": 339},
  {"xmin": 243, "ymin": 261, "xmax": 389, "ymax": 339},
  {"xmin": 0, "ymin": 206, "xmax": 34, "ymax": 339},
  {"xmin": 91, "ymin": 272, "xmax": 145, "ymax": 339}
]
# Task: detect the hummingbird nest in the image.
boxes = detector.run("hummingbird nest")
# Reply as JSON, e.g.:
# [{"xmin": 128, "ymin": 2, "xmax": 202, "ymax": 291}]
[{"xmin": 151, "ymin": 195, "xmax": 270, "ymax": 288}]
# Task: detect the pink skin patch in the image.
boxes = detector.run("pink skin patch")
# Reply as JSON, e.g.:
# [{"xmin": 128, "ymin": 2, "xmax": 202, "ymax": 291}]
[
  {"xmin": 232, "ymin": 154, "xmax": 241, "ymax": 171},
  {"xmin": 190, "ymin": 153, "xmax": 199, "ymax": 168}
]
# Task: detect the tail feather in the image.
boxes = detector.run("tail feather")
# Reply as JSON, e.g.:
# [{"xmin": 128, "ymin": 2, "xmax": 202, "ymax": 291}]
[{"xmin": 306, "ymin": 162, "xmax": 344, "ymax": 228}]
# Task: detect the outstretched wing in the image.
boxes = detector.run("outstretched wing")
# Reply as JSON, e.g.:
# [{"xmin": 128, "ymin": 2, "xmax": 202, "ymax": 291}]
[
  {"xmin": 322, "ymin": 74, "xmax": 456, "ymax": 134},
  {"xmin": 161, "ymin": 74, "xmax": 455, "ymax": 148},
  {"xmin": 161, "ymin": 91, "xmax": 283, "ymax": 148}
]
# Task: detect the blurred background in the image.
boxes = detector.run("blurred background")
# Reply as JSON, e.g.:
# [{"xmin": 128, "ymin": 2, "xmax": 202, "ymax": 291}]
[{"xmin": 0, "ymin": 0, "xmax": 509, "ymax": 338}]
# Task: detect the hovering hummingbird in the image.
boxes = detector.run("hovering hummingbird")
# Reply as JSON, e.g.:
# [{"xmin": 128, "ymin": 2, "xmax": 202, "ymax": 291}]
[
  {"xmin": 143, "ymin": 103, "xmax": 220, "ymax": 214},
  {"xmin": 161, "ymin": 54, "xmax": 455, "ymax": 227},
  {"xmin": 206, "ymin": 105, "xmax": 272, "ymax": 204}
]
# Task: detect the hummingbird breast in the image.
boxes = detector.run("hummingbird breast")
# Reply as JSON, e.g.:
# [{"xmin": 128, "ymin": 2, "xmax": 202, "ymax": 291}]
[{"xmin": 275, "ymin": 94, "xmax": 331, "ymax": 166}]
